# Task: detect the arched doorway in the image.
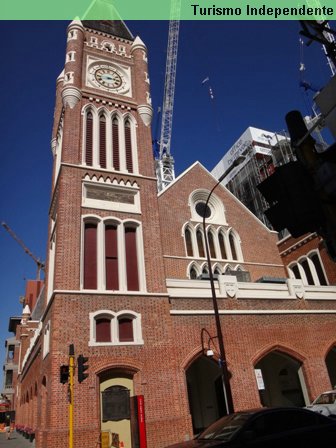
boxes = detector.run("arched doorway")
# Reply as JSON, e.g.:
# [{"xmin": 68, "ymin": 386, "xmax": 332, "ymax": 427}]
[
  {"xmin": 99, "ymin": 371, "xmax": 134, "ymax": 448},
  {"xmin": 326, "ymin": 346, "xmax": 336, "ymax": 388},
  {"xmin": 255, "ymin": 350, "xmax": 308, "ymax": 407},
  {"xmin": 186, "ymin": 356, "xmax": 225, "ymax": 435}
]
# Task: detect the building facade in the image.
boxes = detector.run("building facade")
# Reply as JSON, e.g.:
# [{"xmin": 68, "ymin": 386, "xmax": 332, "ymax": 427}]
[
  {"xmin": 9, "ymin": 20, "xmax": 336, "ymax": 448},
  {"xmin": 211, "ymin": 127, "xmax": 336, "ymax": 295}
]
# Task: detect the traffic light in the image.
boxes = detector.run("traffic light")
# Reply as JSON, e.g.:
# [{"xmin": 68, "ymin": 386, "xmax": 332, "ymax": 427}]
[
  {"xmin": 77, "ymin": 354, "xmax": 89, "ymax": 383},
  {"xmin": 257, "ymin": 110, "xmax": 336, "ymax": 260},
  {"xmin": 257, "ymin": 160, "xmax": 324, "ymax": 237},
  {"xmin": 60, "ymin": 365, "xmax": 69, "ymax": 384}
]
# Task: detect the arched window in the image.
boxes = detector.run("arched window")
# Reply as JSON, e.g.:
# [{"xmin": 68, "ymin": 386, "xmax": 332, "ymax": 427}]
[
  {"xmin": 84, "ymin": 222, "xmax": 97, "ymax": 289},
  {"xmin": 112, "ymin": 117, "xmax": 120, "ymax": 171},
  {"xmin": 118, "ymin": 317, "xmax": 134, "ymax": 342},
  {"xmin": 289, "ymin": 252, "xmax": 328, "ymax": 286},
  {"xmin": 85, "ymin": 111, "xmax": 93, "ymax": 166},
  {"xmin": 124, "ymin": 120, "xmax": 133, "ymax": 173},
  {"xmin": 95, "ymin": 317, "xmax": 112, "ymax": 342},
  {"xmin": 229, "ymin": 232, "xmax": 237, "ymax": 260},
  {"xmin": 99, "ymin": 114, "xmax": 107, "ymax": 168},
  {"xmin": 90, "ymin": 310, "xmax": 143, "ymax": 345},
  {"xmin": 301, "ymin": 259, "xmax": 314, "ymax": 285},
  {"xmin": 190, "ymin": 266, "xmax": 198, "ymax": 279},
  {"xmin": 197, "ymin": 230, "xmax": 205, "ymax": 258},
  {"xmin": 291, "ymin": 264, "xmax": 301, "ymax": 280},
  {"xmin": 185, "ymin": 227, "xmax": 193, "ymax": 256},
  {"xmin": 83, "ymin": 218, "xmax": 144, "ymax": 292},
  {"xmin": 125, "ymin": 224, "xmax": 139, "ymax": 291},
  {"xmin": 202, "ymin": 265, "xmax": 209, "ymax": 275},
  {"xmin": 311, "ymin": 253, "xmax": 327, "ymax": 285},
  {"xmin": 208, "ymin": 231, "xmax": 216, "ymax": 258},
  {"xmin": 105, "ymin": 224, "xmax": 118, "ymax": 290},
  {"xmin": 218, "ymin": 232, "xmax": 227, "ymax": 259}
]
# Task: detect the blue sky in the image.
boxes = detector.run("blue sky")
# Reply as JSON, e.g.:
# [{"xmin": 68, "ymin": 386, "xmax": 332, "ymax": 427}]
[{"xmin": 0, "ymin": 20, "xmax": 334, "ymax": 378}]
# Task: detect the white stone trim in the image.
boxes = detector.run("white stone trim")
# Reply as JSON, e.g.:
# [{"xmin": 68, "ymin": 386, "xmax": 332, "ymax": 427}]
[
  {"xmin": 81, "ymin": 216, "xmax": 146, "ymax": 293},
  {"xmin": 62, "ymin": 86, "xmax": 82, "ymax": 109},
  {"xmin": 166, "ymin": 277, "xmax": 336, "ymax": 301},
  {"xmin": 66, "ymin": 51, "xmax": 76, "ymax": 63},
  {"xmin": 89, "ymin": 309, "xmax": 144, "ymax": 346},
  {"xmin": 42, "ymin": 321, "xmax": 51, "ymax": 359},
  {"xmin": 163, "ymin": 254, "xmax": 284, "ymax": 267},
  {"xmin": 63, "ymin": 72, "xmax": 74, "ymax": 85},
  {"xmin": 288, "ymin": 249, "xmax": 328, "ymax": 287},
  {"xmin": 170, "ymin": 309, "xmax": 336, "ymax": 315},
  {"xmin": 47, "ymin": 225, "xmax": 56, "ymax": 303},
  {"xmin": 67, "ymin": 29, "xmax": 78, "ymax": 41},
  {"xmin": 54, "ymin": 118, "xmax": 64, "ymax": 185},
  {"xmin": 82, "ymin": 176, "xmax": 141, "ymax": 214}
]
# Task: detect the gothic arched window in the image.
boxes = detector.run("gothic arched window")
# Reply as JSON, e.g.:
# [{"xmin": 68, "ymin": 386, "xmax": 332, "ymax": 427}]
[
  {"xmin": 83, "ymin": 221, "xmax": 98, "ymax": 289},
  {"xmin": 208, "ymin": 230, "xmax": 216, "ymax": 258},
  {"xmin": 197, "ymin": 230, "xmax": 205, "ymax": 258},
  {"xmin": 124, "ymin": 120, "xmax": 133, "ymax": 173},
  {"xmin": 229, "ymin": 232, "xmax": 238, "ymax": 260},
  {"xmin": 218, "ymin": 232, "xmax": 227, "ymax": 259},
  {"xmin": 112, "ymin": 117, "xmax": 120, "ymax": 171},
  {"xmin": 185, "ymin": 227, "xmax": 194, "ymax": 257},
  {"xmin": 85, "ymin": 111, "xmax": 93, "ymax": 166},
  {"xmin": 99, "ymin": 114, "xmax": 107, "ymax": 169},
  {"xmin": 83, "ymin": 218, "xmax": 144, "ymax": 292},
  {"xmin": 125, "ymin": 224, "xmax": 139, "ymax": 291},
  {"xmin": 105, "ymin": 224, "xmax": 119, "ymax": 290}
]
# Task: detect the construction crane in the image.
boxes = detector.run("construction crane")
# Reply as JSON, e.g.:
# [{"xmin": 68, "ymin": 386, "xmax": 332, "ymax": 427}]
[
  {"xmin": 155, "ymin": 0, "xmax": 181, "ymax": 192},
  {"xmin": 299, "ymin": 19, "xmax": 336, "ymax": 76},
  {"xmin": 2, "ymin": 222, "xmax": 45, "ymax": 280}
]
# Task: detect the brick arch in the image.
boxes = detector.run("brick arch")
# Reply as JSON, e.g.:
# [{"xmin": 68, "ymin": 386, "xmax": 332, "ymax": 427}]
[
  {"xmin": 95, "ymin": 358, "xmax": 143, "ymax": 377},
  {"xmin": 324, "ymin": 341, "xmax": 336, "ymax": 360},
  {"xmin": 181, "ymin": 347, "xmax": 222, "ymax": 372},
  {"xmin": 252, "ymin": 343, "xmax": 307, "ymax": 366},
  {"xmin": 181, "ymin": 348, "xmax": 204, "ymax": 371}
]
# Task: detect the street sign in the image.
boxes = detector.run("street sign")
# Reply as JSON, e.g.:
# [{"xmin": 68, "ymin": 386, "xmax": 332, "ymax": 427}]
[{"xmin": 254, "ymin": 369, "xmax": 265, "ymax": 390}]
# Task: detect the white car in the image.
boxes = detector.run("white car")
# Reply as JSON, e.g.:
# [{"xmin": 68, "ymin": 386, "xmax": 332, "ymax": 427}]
[{"xmin": 306, "ymin": 390, "xmax": 336, "ymax": 417}]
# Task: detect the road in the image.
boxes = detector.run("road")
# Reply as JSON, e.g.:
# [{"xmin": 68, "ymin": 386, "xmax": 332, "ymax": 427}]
[{"xmin": 0, "ymin": 431, "xmax": 35, "ymax": 447}]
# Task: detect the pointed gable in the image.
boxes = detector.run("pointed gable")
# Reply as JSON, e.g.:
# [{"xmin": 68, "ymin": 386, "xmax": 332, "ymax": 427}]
[{"xmin": 158, "ymin": 162, "xmax": 285, "ymax": 281}]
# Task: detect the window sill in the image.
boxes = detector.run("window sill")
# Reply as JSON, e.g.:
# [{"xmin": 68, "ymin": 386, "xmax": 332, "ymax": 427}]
[{"xmin": 88, "ymin": 340, "xmax": 144, "ymax": 347}]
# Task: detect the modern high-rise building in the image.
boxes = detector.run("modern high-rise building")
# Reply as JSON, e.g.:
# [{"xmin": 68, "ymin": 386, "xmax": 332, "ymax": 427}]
[
  {"xmin": 211, "ymin": 126, "xmax": 336, "ymax": 289},
  {"xmin": 5, "ymin": 21, "xmax": 336, "ymax": 448},
  {"xmin": 211, "ymin": 126, "xmax": 294, "ymax": 228}
]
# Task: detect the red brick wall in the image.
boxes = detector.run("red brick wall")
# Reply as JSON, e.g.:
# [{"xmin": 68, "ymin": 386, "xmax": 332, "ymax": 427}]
[
  {"xmin": 158, "ymin": 163, "xmax": 286, "ymax": 281},
  {"xmin": 278, "ymin": 233, "xmax": 336, "ymax": 285}
]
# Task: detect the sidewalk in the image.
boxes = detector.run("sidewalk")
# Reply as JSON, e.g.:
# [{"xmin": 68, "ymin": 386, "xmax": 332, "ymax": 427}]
[{"xmin": 0, "ymin": 432, "xmax": 35, "ymax": 448}]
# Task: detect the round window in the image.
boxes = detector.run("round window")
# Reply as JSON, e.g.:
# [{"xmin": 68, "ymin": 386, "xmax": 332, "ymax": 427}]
[{"xmin": 195, "ymin": 202, "xmax": 211, "ymax": 218}]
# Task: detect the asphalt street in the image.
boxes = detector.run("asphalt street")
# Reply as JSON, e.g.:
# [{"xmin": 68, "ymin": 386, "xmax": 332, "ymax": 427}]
[{"xmin": 0, "ymin": 432, "xmax": 35, "ymax": 447}]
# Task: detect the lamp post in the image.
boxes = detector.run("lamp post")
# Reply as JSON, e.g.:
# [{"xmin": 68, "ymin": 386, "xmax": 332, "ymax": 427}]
[{"xmin": 202, "ymin": 156, "xmax": 245, "ymax": 416}]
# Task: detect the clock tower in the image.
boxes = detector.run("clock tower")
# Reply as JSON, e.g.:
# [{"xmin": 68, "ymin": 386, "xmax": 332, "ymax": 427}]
[{"xmin": 35, "ymin": 20, "xmax": 185, "ymax": 448}]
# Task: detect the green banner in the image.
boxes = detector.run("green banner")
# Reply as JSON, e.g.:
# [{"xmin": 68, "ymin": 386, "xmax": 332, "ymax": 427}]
[{"xmin": 1, "ymin": 0, "xmax": 335, "ymax": 20}]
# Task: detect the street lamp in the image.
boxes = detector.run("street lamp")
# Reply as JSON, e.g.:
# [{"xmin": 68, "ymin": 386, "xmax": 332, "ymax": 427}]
[{"xmin": 202, "ymin": 156, "xmax": 245, "ymax": 415}]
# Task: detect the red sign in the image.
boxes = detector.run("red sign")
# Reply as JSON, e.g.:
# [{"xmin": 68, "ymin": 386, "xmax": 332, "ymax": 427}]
[{"xmin": 137, "ymin": 395, "xmax": 147, "ymax": 448}]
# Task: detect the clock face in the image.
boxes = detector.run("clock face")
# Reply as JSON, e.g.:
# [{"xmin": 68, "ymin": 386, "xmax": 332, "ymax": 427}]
[
  {"xmin": 87, "ymin": 60, "xmax": 131, "ymax": 96},
  {"xmin": 95, "ymin": 68, "xmax": 123, "ymax": 89}
]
